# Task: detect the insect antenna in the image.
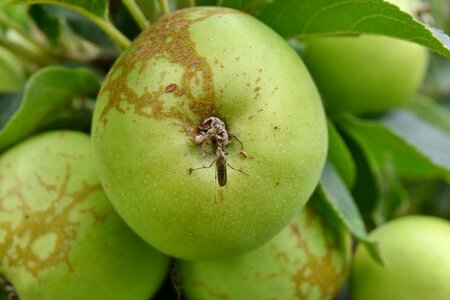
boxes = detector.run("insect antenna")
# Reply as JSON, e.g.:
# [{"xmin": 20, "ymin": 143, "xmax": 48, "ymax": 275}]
[{"xmin": 230, "ymin": 134, "xmax": 244, "ymax": 151}]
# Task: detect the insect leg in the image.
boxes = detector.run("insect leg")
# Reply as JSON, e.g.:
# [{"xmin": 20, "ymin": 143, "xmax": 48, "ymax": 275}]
[{"xmin": 188, "ymin": 159, "xmax": 216, "ymax": 174}]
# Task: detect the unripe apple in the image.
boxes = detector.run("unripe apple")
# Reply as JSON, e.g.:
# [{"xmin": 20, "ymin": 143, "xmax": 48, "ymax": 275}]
[
  {"xmin": 178, "ymin": 202, "xmax": 352, "ymax": 300},
  {"xmin": 0, "ymin": 131, "xmax": 169, "ymax": 300},
  {"xmin": 351, "ymin": 216, "xmax": 450, "ymax": 300},
  {"xmin": 302, "ymin": 0, "xmax": 428, "ymax": 116},
  {"xmin": 92, "ymin": 7, "xmax": 327, "ymax": 260}
]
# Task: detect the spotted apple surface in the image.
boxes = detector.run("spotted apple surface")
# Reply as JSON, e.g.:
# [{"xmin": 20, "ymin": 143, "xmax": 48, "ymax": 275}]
[
  {"xmin": 0, "ymin": 131, "xmax": 169, "ymax": 300},
  {"xmin": 178, "ymin": 203, "xmax": 352, "ymax": 300},
  {"xmin": 92, "ymin": 7, "xmax": 328, "ymax": 259}
]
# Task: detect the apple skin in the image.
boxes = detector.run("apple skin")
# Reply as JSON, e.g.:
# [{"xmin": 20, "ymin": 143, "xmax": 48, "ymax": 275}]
[
  {"xmin": 91, "ymin": 7, "xmax": 327, "ymax": 260},
  {"xmin": 302, "ymin": 0, "xmax": 428, "ymax": 116},
  {"xmin": 0, "ymin": 131, "xmax": 169, "ymax": 300},
  {"xmin": 177, "ymin": 202, "xmax": 352, "ymax": 300},
  {"xmin": 351, "ymin": 216, "xmax": 450, "ymax": 300}
]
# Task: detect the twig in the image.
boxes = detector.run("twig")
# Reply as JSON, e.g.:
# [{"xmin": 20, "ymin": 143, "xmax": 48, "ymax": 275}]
[
  {"xmin": 122, "ymin": 0, "xmax": 150, "ymax": 30},
  {"xmin": 158, "ymin": 0, "xmax": 171, "ymax": 15},
  {"xmin": 0, "ymin": 34, "xmax": 56, "ymax": 66}
]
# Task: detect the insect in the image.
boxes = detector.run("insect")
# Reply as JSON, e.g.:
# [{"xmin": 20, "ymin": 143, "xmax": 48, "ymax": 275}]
[
  {"xmin": 189, "ymin": 117, "xmax": 247, "ymax": 186},
  {"xmin": 194, "ymin": 117, "xmax": 229, "ymax": 150},
  {"xmin": 188, "ymin": 146, "xmax": 246, "ymax": 186}
]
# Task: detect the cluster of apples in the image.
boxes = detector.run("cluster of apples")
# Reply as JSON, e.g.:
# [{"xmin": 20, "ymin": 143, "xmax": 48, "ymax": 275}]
[{"xmin": 1, "ymin": 1, "xmax": 449, "ymax": 300}]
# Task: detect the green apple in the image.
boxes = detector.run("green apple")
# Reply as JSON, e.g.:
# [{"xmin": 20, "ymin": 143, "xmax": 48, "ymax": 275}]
[
  {"xmin": 92, "ymin": 7, "xmax": 327, "ymax": 260},
  {"xmin": 0, "ymin": 131, "xmax": 169, "ymax": 300},
  {"xmin": 178, "ymin": 202, "xmax": 352, "ymax": 300},
  {"xmin": 302, "ymin": 0, "xmax": 428, "ymax": 116},
  {"xmin": 351, "ymin": 216, "xmax": 450, "ymax": 300}
]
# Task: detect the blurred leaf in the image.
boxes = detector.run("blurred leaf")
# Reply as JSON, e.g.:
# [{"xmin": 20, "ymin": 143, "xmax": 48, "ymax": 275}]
[
  {"xmin": 110, "ymin": 0, "xmax": 140, "ymax": 41},
  {"xmin": 136, "ymin": 0, "xmax": 157, "ymax": 20},
  {"xmin": 371, "ymin": 160, "xmax": 409, "ymax": 224},
  {"xmin": 0, "ymin": 66, "xmax": 100, "ymax": 152},
  {"xmin": 7, "ymin": 0, "xmax": 131, "ymax": 48},
  {"xmin": 421, "ymin": 181, "xmax": 450, "ymax": 219},
  {"xmin": 427, "ymin": 0, "xmax": 450, "ymax": 34},
  {"xmin": 381, "ymin": 109, "xmax": 450, "ymax": 170},
  {"xmin": 339, "ymin": 115, "xmax": 450, "ymax": 183},
  {"xmin": 195, "ymin": 0, "xmax": 216, "ymax": 5},
  {"xmin": 216, "ymin": 0, "xmax": 255, "ymax": 10},
  {"xmin": 344, "ymin": 134, "xmax": 380, "ymax": 221},
  {"xmin": 43, "ymin": 4, "xmax": 114, "ymax": 49},
  {"xmin": 244, "ymin": 0, "xmax": 450, "ymax": 57},
  {"xmin": 327, "ymin": 119, "xmax": 355, "ymax": 187},
  {"xmin": 28, "ymin": 4, "xmax": 60, "ymax": 46},
  {"xmin": 0, "ymin": 0, "xmax": 29, "ymax": 29},
  {"xmin": 0, "ymin": 92, "xmax": 23, "ymax": 126},
  {"xmin": 406, "ymin": 96, "xmax": 450, "ymax": 134},
  {"xmin": 422, "ymin": 55, "xmax": 450, "ymax": 102},
  {"xmin": 0, "ymin": 46, "xmax": 26, "ymax": 92},
  {"xmin": 8, "ymin": 0, "xmax": 109, "ymax": 18},
  {"xmin": 316, "ymin": 161, "xmax": 384, "ymax": 265}
]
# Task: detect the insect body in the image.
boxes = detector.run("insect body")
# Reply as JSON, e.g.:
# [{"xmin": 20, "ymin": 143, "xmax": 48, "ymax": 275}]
[
  {"xmin": 215, "ymin": 147, "xmax": 227, "ymax": 186},
  {"xmin": 189, "ymin": 117, "xmax": 247, "ymax": 186},
  {"xmin": 194, "ymin": 117, "xmax": 229, "ymax": 150}
]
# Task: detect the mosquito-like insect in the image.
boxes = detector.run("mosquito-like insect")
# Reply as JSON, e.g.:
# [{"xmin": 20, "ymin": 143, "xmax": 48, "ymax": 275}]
[
  {"xmin": 189, "ymin": 117, "xmax": 247, "ymax": 186},
  {"xmin": 194, "ymin": 117, "xmax": 229, "ymax": 150},
  {"xmin": 188, "ymin": 146, "xmax": 246, "ymax": 186}
]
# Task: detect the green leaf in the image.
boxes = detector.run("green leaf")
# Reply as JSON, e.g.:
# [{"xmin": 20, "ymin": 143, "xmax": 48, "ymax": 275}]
[
  {"xmin": 316, "ymin": 161, "xmax": 384, "ymax": 265},
  {"xmin": 216, "ymin": 0, "xmax": 251, "ymax": 10},
  {"xmin": 0, "ymin": 92, "xmax": 22, "ymax": 126},
  {"xmin": 43, "ymin": 4, "xmax": 114, "ymax": 49},
  {"xmin": 327, "ymin": 119, "xmax": 356, "ymax": 187},
  {"xmin": 0, "ymin": 66, "xmax": 100, "ymax": 152},
  {"xmin": 0, "ymin": 0, "xmax": 29, "ymax": 29},
  {"xmin": 250, "ymin": 0, "xmax": 450, "ymax": 57},
  {"xmin": 0, "ymin": 46, "xmax": 26, "ymax": 92},
  {"xmin": 197, "ymin": 0, "xmax": 216, "ymax": 5},
  {"xmin": 405, "ymin": 96, "xmax": 450, "ymax": 135},
  {"xmin": 346, "ymin": 136, "xmax": 380, "ymax": 221},
  {"xmin": 381, "ymin": 110, "xmax": 450, "ymax": 170},
  {"xmin": 338, "ymin": 114, "xmax": 450, "ymax": 183},
  {"xmin": 29, "ymin": 4, "xmax": 61, "ymax": 46},
  {"xmin": 11, "ymin": 0, "xmax": 108, "ymax": 18},
  {"xmin": 6, "ymin": 0, "xmax": 131, "ymax": 48}
]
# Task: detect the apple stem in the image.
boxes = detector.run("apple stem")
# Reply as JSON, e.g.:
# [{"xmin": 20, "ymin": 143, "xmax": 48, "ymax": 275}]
[
  {"xmin": 170, "ymin": 263, "xmax": 182, "ymax": 300},
  {"xmin": 122, "ymin": 0, "xmax": 151, "ymax": 30}
]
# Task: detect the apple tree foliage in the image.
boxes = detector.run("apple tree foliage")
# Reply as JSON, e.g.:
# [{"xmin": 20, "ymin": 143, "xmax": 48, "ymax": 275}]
[{"xmin": 0, "ymin": 0, "xmax": 449, "ymax": 298}]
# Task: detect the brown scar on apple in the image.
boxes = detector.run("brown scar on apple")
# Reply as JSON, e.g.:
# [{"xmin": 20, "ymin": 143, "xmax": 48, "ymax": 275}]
[
  {"xmin": 97, "ymin": 8, "xmax": 241, "ymax": 129},
  {"xmin": 0, "ymin": 163, "xmax": 107, "ymax": 278},
  {"xmin": 287, "ymin": 205, "xmax": 350, "ymax": 299}
]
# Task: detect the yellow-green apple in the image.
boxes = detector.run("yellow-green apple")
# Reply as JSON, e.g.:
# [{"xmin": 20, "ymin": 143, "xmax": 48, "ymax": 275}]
[
  {"xmin": 302, "ymin": 0, "xmax": 428, "ymax": 116},
  {"xmin": 0, "ymin": 131, "xmax": 169, "ymax": 300},
  {"xmin": 351, "ymin": 215, "xmax": 450, "ymax": 300},
  {"xmin": 178, "ymin": 202, "xmax": 352, "ymax": 300},
  {"xmin": 91, "ymin": 7, "xmax": 328, "ymax": 260}
]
